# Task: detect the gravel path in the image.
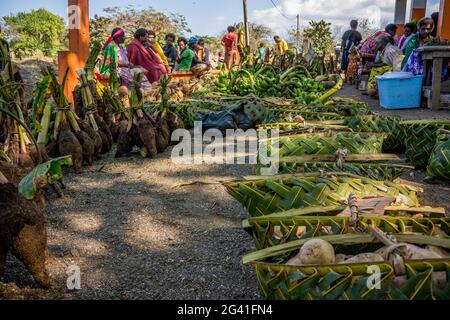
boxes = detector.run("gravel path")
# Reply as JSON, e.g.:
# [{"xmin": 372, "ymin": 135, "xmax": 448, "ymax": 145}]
[{"xmin": 1, "ymin": 146, "xmax": 261, "ymax": 300}]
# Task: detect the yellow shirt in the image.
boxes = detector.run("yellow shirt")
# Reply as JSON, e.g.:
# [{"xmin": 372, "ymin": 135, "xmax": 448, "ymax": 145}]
[
  {"xmin": 275, "ymin": 39, "xmax": 288, "ymax": 56},
  {"xmin": 154, "ymin": 42, "xmax": 169, "ymax": 66}
]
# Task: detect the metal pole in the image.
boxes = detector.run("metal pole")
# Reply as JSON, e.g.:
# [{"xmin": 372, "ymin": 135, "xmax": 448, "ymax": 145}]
[
  {"xmin": 243, "ymin": 0, "xmax": 250, "ymax": 47},
  {"xmin": 296, "ymin": 14, "xmax": 300, "ymax": 53}
]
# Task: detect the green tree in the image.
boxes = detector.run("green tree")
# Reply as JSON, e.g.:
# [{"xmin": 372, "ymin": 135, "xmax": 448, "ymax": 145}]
[
  {"xmin": 90, "ymin": 6, "xmax": 191, "ymax": 46},
  {"xmin": 3, "ymin": 9, "xmax": 66, "ymax": 59},
  {"xmin": 303, "ymin": 20, "xmax": 334, "ymax": 58}
]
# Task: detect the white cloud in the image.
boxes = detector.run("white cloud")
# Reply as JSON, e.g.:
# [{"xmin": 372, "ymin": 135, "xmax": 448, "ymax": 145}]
[{"xmin": 251, "ymin": 0, "xmax": 399, "ymax": 36}]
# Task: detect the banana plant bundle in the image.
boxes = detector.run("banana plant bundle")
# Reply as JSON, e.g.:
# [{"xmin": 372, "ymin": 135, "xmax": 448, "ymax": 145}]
[
  {"xmin": 345, "ymin": 115, "xmax": 404, "ymax": 152},
  {"xmin": 244, "ymin": 233, "xmax": 450, "ymax": 300},
  {"xmin": 426, "ymin": 130, "xmax": 450, "ymax": 182},
  {"xmin": 270, "ymin": 132, "xmax": 385, "ymax": 159},
  {"xmin": 224, "ymin": 173, "xmax": 421, "ymax": 217},
  {"xmin": 272, "ymin": 154, "xmax": 413, "ymax": 181},
  {"xmin": 243, "ymin": 211, "xmax": 449, "ymax": 250},
  {"xmin": 401, "ymin": 120, "xmax": 450, "ymax": 168}
]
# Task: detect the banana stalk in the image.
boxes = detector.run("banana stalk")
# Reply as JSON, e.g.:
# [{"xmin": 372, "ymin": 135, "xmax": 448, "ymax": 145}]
[{"xmin": 37, "ymin": 103, "xmax": 52, "ymax": 152}]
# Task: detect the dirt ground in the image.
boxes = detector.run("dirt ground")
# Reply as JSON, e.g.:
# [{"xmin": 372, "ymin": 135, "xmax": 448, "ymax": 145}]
[{"xmin": 0, "ymin": 70, "xmax": 449, "ymax": 300}]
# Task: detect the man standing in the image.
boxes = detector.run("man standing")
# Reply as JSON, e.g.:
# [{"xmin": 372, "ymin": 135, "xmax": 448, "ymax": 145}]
[
  {"xmin": 341, "ymin": 20, "xmax": 362, "ymax": 73},
  {"xmin": 221, "ymin": 26, "xmax": 238, "ymax": 69},
  {"xmin": 273, "ymin": 35, "xmax": 288, "ymax": 57}
]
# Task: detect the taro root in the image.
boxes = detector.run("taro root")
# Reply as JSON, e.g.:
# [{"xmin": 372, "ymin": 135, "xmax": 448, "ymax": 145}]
[
  {"xmin": 72, "ymin": 85, "xmax": 85, "ymax": 119},
  {"xmin": 58, "ymin": 124, "xmax": 83, "ymax": 173},
  {"xmin": 98, "ymin": 129, "xmax": 111, "ymax": 155},
  {"xmin": 110, "ymin": 122, "xmax": 121, "ymax": 143},
  {"xmin": 155, "ymin": 116, "xmax": 170, "ymax": 153},
  {"xmin": 76, "ymin": 130, "xmax": 95, "ymax": 166},
  {"xmin": 95, "ymin": 114, "xmax": 113, "ymax": 148},
  {"xmin": 137, "ymin": 117, "xmax": 158, "ymax": 158},
  {"xmin": 115, "ymin": 120, "xmax": 134, "ymax": 158},
  {"xmin": 0, "ymin": 161, "xmax": 28, "ymax": 186},
  {"xmin": 0, "ymin": 181, "xmax": 50, "ymax": 289},
  {"xmin": 79, "ymin": 121, "xmax": 102, "ymax": 158}
]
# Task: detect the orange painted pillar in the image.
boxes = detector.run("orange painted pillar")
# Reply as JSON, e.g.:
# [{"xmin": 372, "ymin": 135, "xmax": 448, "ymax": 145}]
[
  {"xmin": 395, "ymin": 0, "xmax": 407, "ymax": 37},
  {"xmin": 438, "ymin": 0, "xmax": 450, "ymax": 39},
  {"xmin": 58, "ymin": 0, "xmax": 90, "ymax": 105},
  {"xmin": 410, "ymin": 0, "xmax": 427, "ymax": 21}
]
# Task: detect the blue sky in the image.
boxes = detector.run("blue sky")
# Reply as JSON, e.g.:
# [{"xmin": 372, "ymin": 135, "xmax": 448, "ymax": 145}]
[{"xmin": 0, "ymin": 0, "xmax": 442, "ymax": 37}]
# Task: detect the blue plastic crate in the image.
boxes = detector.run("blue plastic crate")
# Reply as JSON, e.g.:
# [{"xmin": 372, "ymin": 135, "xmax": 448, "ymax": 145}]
[{"xmin": 376, "ymin": 72, "xmax": 424, "ymax": 109}]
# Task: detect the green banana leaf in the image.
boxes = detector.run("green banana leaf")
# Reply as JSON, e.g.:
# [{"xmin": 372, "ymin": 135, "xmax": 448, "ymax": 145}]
[{"xmin": 18, "ymin": 156, "xmax": 72, "ymax": 200}]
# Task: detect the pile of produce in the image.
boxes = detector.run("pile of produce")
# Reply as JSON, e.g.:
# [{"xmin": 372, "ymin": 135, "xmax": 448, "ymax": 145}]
[
  {"xmin": 213, "ymin": 64, "xmax": 338, "ymax": 99},
  {"xmin": 145, "ymin": 77, "xmax": 210, "ymax": 102},
  {"xmin": 225, "ymin": 171, "xmax": 449, "ymax": 299}
]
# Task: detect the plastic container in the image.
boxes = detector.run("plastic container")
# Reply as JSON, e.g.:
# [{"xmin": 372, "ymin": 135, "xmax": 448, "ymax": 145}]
[{"xmin": 376, "ymin": 72, "xmax": 424, "ymax": 109}]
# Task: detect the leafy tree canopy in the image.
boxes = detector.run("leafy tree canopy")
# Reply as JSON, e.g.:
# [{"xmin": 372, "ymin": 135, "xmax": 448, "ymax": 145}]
[
  {"xmin": 3, "ymin": 9, "xmax": 66, "ymax": 59},
  {"xmin": 303, "ymin": 20, "xmax": 334, "ymax": 58}
]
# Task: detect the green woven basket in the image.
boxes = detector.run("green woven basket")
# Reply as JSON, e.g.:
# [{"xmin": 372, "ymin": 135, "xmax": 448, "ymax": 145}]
[
  {"xmin": 402, "ymin": 120, "xmax": 450, "ymax": 168},
  {"xmin": 244, "ymin": 213, "xmax": 449, "ymax": 250},
  {"xmin": 426, "ymin": 130, "xmax": 450, "ymax": 183},
  {"xmin": 224, "ymin": 173, "xmax": 422, "ymax": 217},
  {"xmin": 243, "ymin": 234, "xmax": 450, "ymax": 300}
]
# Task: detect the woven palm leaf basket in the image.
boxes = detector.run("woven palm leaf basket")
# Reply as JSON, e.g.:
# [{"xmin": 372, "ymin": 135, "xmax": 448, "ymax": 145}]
[
  {"xmin": 426, "ymin": 130, "xmax": 450, "ymax": 183},
  {"xmin": 224, "ymin": 173, "xmax": 421, "ymax": 218}
]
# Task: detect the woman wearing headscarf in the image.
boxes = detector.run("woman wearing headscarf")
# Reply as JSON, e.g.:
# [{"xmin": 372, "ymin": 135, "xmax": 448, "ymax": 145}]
[{"xmin": 99, "ymin": 28, "xmax": 137, "ymax": 88}]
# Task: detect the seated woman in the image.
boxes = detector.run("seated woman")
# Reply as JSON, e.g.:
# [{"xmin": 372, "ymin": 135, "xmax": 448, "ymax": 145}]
[
  {"xmin": 397, "ymin": 22, "xmax": 417, "ymax": 53},
  {"xmin": 99, "ymin": 28, "xmax": 144, "ymax": 89},
  {"xmin": 360, "ymin": 24, "xmax": 397, "ymax": 64},
  {"xmin": 175, "ymin": 37, "xmax": 195, "ymax": 72},
  {"xmin": 402, "ymin": 18, "xmax": 436, "ymax": 75},
  {"xmin": 367, "ymin": 35, "xmax": 403, "ymax": 96}
]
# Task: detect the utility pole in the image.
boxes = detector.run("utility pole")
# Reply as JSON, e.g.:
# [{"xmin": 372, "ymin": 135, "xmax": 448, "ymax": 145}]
[
  {"xmin": 243, "ymin": 0, "xmax": 250, "ymax": 47},
  {"xmin": 296, "ymin": 14, "xmax": 300, "ymax": 53}
]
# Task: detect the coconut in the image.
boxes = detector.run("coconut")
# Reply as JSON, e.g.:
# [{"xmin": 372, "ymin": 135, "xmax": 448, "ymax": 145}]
[
  {"xmin": 288, "ymin": 239, "xmax": 336, "ymax": 266},
  {"xmin": 58, "ymin": 123, "xmax": 83, "ymax": 173},
  {"xmin": 75, "ymin": 130, "xmax": 95, "ymax": 166}
]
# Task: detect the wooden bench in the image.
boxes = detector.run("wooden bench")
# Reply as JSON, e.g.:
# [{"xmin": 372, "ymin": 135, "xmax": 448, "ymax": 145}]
[{"xmin": 417, "ymin": 46, "xmax": 450, "ymax": 110}]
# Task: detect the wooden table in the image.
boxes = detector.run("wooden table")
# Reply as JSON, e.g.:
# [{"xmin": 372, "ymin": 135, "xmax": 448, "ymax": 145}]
[{"xmin": 417, "ymin": 46, "xmax": 450, "ymax": 110}]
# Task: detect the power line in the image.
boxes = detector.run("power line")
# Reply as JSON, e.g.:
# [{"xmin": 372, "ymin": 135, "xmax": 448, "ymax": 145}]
[{"xmin": 269, "ymin": 0, "xmax": 296, "ymax": 21}]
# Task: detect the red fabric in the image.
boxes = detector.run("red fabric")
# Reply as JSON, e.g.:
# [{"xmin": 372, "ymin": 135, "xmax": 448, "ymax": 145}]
[
  {"xmin": 222, "ymin": 33, "xmax": 237, "ymax": 50},
  {"xmin": 126, "ymin": 39, "xmax": 167, "ymax": 83},
  {"xmin": 102, "ymin": 29, "xmax": 125, "ymax": 50}
]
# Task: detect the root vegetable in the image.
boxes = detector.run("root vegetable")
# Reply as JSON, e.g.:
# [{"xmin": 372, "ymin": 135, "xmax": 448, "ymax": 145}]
[
  {"xmin": 341, "ymin": 253, "xmax": 384, "ymax": 264},
  {"xmin": 79, "ymin": 120, "xmax": 102, "ymax": 157},
  {"xmin": 58, "ymin": 124, "xmax": 83, "ymax": 173},
  {"xmin": 95, "ymin": 114, "xmax": 113, "ymax": 147},
  {"xmin": 115, "ymin": 120, "xmax": 134, "ymax": 158},
  {"xmin": 75, "ymin": 130, "xmax": 95, "ymax": 166},
  {"xmin": 289, "ymin": 239, "xmax": 336, "ymax": 266},
  {"xmin": 98, "ymin": 130, "xmax": 111, "ymax": 154},
  {"xmin": 137, "ymin": 117, "xmax": 158, "ymax": 158},
  {"xmin": 0, "ymin": 181, "xmax": 50, "ymax": 289}
]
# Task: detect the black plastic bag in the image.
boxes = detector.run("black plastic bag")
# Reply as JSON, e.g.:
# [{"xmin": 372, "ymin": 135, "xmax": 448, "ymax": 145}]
[{"xmin": 200, "ymin": 110, "xmax": 236, "ymax": 134}]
